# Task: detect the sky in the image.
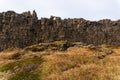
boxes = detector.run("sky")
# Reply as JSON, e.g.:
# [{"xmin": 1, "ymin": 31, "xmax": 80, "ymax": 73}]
[{"xmin": 0, "ymin": 0, "xmax": 120, "ymax": 20}]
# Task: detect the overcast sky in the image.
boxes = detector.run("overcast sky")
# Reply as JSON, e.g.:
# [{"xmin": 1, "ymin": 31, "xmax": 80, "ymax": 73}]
[{"xmin": 0, "ymin": 0, "xmax": 120, "ymax": 20}]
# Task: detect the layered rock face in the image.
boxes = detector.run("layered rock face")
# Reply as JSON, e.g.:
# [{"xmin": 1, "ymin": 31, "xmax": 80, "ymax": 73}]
[{"xmin": 0, "ymin": 11, "xmax": 120, "ymax": 51}]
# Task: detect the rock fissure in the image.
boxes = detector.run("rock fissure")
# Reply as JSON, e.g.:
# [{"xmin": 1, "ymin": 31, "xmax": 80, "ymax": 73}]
[{"xmin": 0, "ymin": 11, "xmax": 120, "ymax": 51}]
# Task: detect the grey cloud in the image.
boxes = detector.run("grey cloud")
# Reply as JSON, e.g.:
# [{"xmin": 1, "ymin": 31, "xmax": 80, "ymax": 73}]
[{"xmin": 0, "ymin": 0, "xmax": 120, "ymax": 20}]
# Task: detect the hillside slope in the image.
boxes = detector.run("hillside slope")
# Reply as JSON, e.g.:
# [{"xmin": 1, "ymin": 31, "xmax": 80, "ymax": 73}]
[{"xmin": 0, "ymin": 41, "xmax": 120, "ymax": 80}]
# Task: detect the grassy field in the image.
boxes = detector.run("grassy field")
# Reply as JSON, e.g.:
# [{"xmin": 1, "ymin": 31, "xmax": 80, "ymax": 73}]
[{"xmin": 0, "ymin": 42, "xmax": 120, "ymax": 80}]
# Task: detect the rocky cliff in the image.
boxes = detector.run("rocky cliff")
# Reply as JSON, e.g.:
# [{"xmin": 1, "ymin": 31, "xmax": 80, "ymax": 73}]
[{"xmin": 0, "ymin": 11, "xmax": 120, "ymax": 51}]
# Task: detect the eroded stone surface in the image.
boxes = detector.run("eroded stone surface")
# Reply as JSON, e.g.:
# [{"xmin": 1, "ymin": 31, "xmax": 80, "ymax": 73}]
[{"xmin": 0, "ymin": 11, "xmax": 120, "ymax": 51}]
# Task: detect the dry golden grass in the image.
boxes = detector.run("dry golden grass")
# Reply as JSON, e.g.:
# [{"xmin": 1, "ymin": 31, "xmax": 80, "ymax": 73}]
[
  {"xmin": 0, "ymin": 49, "xmax": 22, "ymax": 59},
  {"xmin": 0, "ymin": 46, "xmax": 120, "ymax": 80},
  {"xmin": 0, "ymin": 49, "xmax": 23, "ymax": 66},
  {"xmin": 40, "ymin": 47, "xmax": 120, "ymax": 80}
]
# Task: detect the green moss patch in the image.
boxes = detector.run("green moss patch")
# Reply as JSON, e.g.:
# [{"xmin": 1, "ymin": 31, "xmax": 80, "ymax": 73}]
[
  {"xmin": 8, "ymin": 71, "xmax": 39, "ymax": 80},
  {"xmin": 0, "ymin": 57, "xmax": 43, "ymax": 72}
]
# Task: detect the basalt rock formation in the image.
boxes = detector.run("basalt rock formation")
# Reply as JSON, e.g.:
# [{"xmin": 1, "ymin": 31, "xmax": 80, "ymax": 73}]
[{"xmin": 0, "ymin": 10, "xmax": 120, "ymax": 51}]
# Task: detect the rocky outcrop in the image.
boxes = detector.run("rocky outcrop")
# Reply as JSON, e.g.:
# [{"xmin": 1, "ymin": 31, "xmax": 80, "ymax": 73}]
[{"xmin": 0, "ymin": 11, "xmax": 120, "ymax": 51}]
